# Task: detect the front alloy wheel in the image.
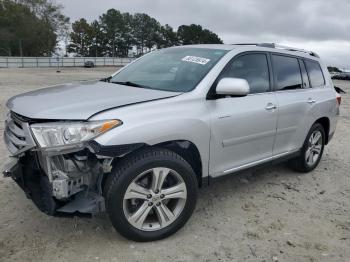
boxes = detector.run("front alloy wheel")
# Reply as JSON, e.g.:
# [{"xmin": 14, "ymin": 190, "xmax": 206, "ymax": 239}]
[
  {"xmin": 105, "ymin": 148, "xmax": 198, "ymax": 241},
  {"xmin": 123, "ymin": 167, "xmax": 187, "ymax": 231}
]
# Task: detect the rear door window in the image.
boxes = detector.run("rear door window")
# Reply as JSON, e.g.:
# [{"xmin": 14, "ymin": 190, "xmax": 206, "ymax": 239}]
[
  {"xmin": 272, "ymin": 55, "xmax": 302, "ymax": 91},
  {"xmin": 304, "ymin": 60, "xmax": 325, "ymax": 87}
]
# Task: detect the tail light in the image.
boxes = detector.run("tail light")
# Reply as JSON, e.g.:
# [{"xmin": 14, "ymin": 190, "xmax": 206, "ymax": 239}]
[{"xmin": 336, "ymin": 94, "xmax": 342, "ymax": 106}]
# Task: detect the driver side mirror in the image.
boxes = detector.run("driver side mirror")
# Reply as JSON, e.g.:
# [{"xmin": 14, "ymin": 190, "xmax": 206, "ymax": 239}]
[{"xmin": 216, "ymin": 78, "xmax": 250, "ymax": 96}]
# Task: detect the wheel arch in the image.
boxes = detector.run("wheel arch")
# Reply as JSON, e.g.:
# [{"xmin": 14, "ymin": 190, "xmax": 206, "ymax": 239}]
[
  {"xmin": 153, "ymin": 140, "xmax": 204, "ymax": 188},
  {"xmin": 98, "ymin": 139, "xmax": 206, "ymax": 190},
  {"xmin": 314, "ymin": 117, "xmax": 330, "ymax": 144}
]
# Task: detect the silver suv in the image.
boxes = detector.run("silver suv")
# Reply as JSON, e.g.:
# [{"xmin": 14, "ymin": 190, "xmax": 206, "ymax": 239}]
[{"xmin": 3, "ymin": 44, "xmax": 340, "ymax": 241}]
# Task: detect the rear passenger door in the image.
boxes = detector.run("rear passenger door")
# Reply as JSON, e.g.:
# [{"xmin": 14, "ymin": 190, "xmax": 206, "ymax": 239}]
[{"xmin": 272, "ymin": 54, "xmax": 321, "ymax": 155}]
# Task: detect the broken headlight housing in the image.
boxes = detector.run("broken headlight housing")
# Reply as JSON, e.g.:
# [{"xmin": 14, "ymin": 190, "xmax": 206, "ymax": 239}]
[{"xmin": 31, "ymin": 120, "xmax": 122, "ymax": 149}]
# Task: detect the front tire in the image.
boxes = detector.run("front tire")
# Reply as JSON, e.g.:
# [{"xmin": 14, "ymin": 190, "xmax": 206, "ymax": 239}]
[
  {"xmin": 289, "ymin": 123, "xmax": 325, "ymax": 173},
  {"xmin": 104, "ymin": 148, "xmax": 198, "ymax": 242}
]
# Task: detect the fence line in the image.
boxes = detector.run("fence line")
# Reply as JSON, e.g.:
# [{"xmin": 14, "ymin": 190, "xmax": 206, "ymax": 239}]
[{"xmin": 0, "ymin": 57, "xmax": 134, "ymax": 68}]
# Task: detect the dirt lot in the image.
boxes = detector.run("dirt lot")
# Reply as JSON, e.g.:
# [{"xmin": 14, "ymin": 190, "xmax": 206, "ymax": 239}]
[{"xmin": 0, "ymin": 68, "xmax": 349, "ymax": 262}]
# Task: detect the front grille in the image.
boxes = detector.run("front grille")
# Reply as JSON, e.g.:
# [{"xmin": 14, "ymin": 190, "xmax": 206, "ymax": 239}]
[{"xmin": 4, "ymin": 112, "xmax": 36, "ymax": 156}]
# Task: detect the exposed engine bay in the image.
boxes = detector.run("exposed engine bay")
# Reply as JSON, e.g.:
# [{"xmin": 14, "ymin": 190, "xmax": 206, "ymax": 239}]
[
  {"xmin": 38, "ymin": 150, "xmax": 108, "ymax": 200},
  {"xmin": 5, "ymin": 148, "xmax": 114, "ymax": 216}
]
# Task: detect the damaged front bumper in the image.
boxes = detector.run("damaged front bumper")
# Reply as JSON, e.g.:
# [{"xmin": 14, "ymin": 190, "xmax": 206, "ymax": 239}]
[
  {"xmin": 2, "ymin": 111, "xmax": 142, "ymax": 216},
  {"xmin": 2, "ymin": 151, "xmax": 107, "ymax": 216},
  {"xmin": 2, "ymin": 157, "xmax": 19, "ymax": 178},
  {"xmin": 2, "ymin": 111, "xmax": 110, "ymax": 216}
]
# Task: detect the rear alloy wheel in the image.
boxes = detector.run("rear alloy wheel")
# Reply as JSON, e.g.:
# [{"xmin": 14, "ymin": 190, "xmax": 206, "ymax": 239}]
[
  {"xmin": 290, "ymin": 123, "xmax": 325, "ymax": 172},
  {"xmin": 305, "ymin": 130, "xmax": 323, "ymax": 167},
  {"xmin": 105, "ymin": 148, "xmax": 197, "ymax": 241}
]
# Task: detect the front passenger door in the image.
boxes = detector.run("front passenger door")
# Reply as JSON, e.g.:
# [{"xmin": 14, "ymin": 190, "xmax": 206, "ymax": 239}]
[{"xmin": 208, "ymin": 53, "xmax": 278, "ymax": 177}]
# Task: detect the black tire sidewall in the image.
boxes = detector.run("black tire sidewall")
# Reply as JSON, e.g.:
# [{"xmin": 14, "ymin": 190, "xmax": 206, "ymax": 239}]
[
  {"xmin": 105, "ymin": 149, "xmax": 198, "ymax": 241},
  {"xmin": 300, "ymin": 123, "xmax": 325, "ymax": 172}
]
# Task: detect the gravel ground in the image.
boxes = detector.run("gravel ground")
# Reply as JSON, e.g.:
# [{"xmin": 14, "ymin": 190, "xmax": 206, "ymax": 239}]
[{"xmin": 0, "ymin": 68, "xmax": 349, "ymax": 262}]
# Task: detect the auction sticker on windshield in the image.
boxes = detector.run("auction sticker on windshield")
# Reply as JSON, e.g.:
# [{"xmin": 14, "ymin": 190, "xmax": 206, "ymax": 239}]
[{"xmin": 182, "ymin": 56, "xmax": 210, "ymax": 65}]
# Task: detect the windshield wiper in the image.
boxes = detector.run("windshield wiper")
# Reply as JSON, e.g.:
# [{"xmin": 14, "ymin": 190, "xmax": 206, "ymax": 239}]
[
  {"xmin": 100, "ymin": 76, "xmax": 112, "ymax": 82},
  {"xmin": 111, "ymin": 81, "xmax": 150, "ymax": 89}
]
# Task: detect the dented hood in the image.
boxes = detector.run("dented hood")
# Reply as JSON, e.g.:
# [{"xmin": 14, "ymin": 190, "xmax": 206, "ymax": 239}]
[{"xmin": 6, "ymin": 80, "xmax": 180, "ymax": 120}]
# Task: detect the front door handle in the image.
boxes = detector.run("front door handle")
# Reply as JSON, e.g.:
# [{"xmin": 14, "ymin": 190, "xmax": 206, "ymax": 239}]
[
  {"xmin": 307, "ymin": 98, "xmax": 316, "ymax": 104},
  {"xmin": 265, "ymin": 103, "xmax": 277, "ymax": 110}
]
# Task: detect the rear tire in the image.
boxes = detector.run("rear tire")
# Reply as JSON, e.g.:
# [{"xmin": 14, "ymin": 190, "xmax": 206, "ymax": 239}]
[
  {"xmin": 289, "ymin": 123, "xmax": 325, "ymax": 173},
  {"xmin": 104, "ymin": 147, "xmax": 198, "ymax": 242}
]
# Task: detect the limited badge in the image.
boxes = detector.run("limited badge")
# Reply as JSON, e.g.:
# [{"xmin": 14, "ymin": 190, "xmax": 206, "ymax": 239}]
[{"xmin": 182, "ymin": 56, "xmax": 210, "ymax": 65}]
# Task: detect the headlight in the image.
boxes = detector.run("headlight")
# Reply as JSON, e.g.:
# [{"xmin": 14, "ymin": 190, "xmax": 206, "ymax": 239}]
[{"xmin": 31, "ymin": 120, "xmax": 122, "ymax": 149}]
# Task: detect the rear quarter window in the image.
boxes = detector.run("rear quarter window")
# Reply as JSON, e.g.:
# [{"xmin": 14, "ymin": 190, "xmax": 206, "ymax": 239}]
[{"xmin": 304, "ymin": 60, "xmax": 325, "ymax": 87}]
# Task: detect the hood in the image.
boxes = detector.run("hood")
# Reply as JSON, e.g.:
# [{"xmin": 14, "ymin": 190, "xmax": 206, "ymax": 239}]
[{"xmin": 6, "ymin": 80, "xmax": 180, "ymax": 120}]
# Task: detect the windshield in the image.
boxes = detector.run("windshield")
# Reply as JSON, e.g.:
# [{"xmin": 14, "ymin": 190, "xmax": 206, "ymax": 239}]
[{"xmin": 110, "ymin": 48, "xmax": 228, "ymax": 92}]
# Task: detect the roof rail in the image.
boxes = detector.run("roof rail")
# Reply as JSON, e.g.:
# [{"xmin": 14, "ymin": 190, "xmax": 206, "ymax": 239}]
[{"xmin": 233, "ymin": 43, "xmax": 320, "ymax": 58}]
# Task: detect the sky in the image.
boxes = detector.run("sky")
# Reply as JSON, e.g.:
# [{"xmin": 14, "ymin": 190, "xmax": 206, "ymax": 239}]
[{"xmin": 57, "ymin": 0, "xmax": 350, "ymax": 68}]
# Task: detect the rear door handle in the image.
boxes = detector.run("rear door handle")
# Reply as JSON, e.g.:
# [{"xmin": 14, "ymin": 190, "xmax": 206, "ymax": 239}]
[
  {"xmin": 307, "ymin": 98, "xmax": 316, "ymax": 104},
  {"xmin": 265, "ymin": 103, "xmax": 277, "ymax": 110}
]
